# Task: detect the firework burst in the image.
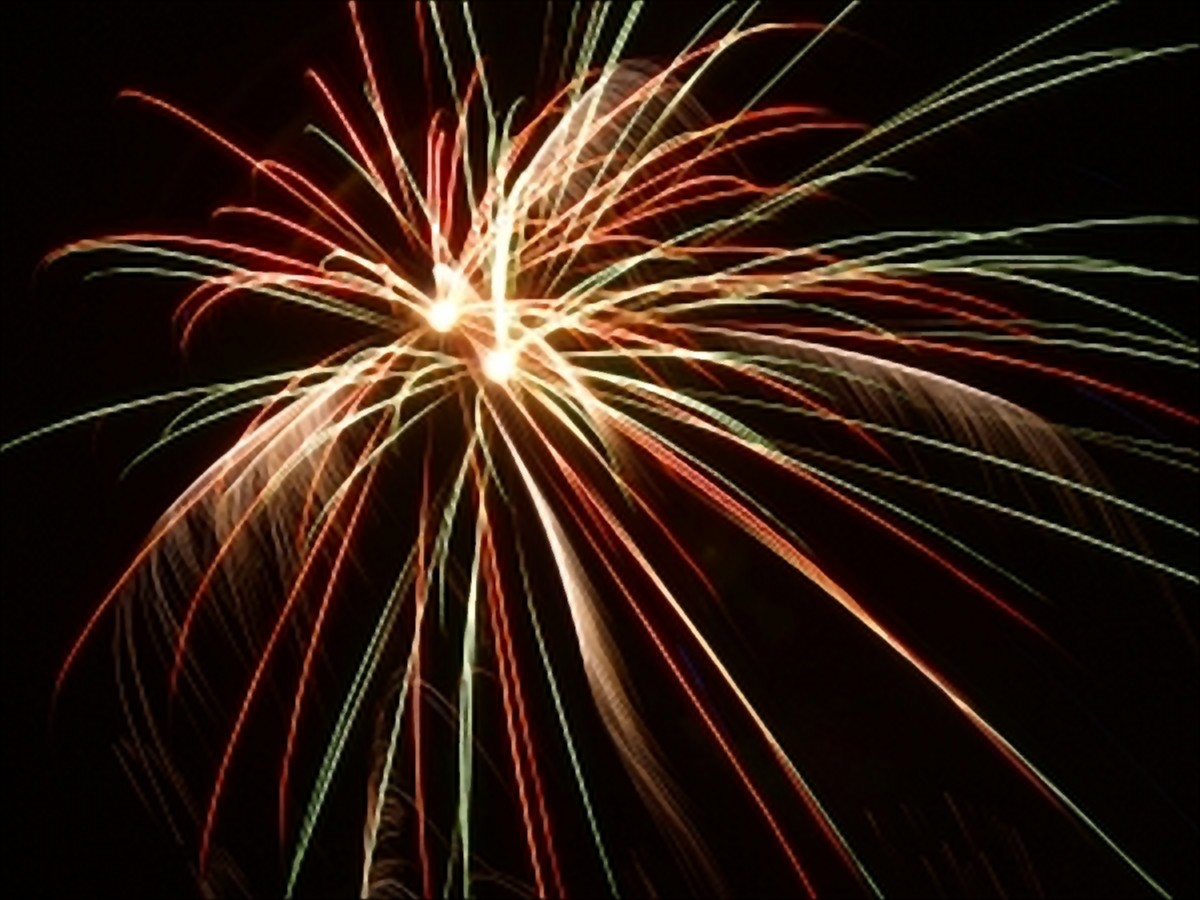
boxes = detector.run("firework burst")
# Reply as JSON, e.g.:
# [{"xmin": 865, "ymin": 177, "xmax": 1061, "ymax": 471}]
[{"xmin": 7, "ymin": 3, "xmax": 1197, "ymax": 897}]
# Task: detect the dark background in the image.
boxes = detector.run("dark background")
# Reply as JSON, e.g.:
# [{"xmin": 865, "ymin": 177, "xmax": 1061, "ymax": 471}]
[{"xmin": 3, "ymin": 3, "xmax": 1197, "ymax": 898}]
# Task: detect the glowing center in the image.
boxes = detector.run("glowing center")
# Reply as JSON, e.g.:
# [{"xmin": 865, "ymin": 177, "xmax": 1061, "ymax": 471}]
[
  {"xmin": 430, "ymin": 262, "xmax": 474, "ymax": 332},
  {"xmin": 483, "ymin": 348, "xmax": 516, "ymax": 383},
  {"xmin": 427, "ymin": 299, "xmax": 459, "ymax": 333}
]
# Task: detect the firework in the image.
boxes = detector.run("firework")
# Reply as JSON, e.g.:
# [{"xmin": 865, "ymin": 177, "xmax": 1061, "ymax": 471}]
[{"xmin": 7, "ymin": 3, "xmax": 1196, "ymax": 897}]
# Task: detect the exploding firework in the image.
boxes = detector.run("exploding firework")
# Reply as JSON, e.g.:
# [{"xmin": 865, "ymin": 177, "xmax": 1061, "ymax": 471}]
[{"xmin": 6, "ymin": 2, "xmax": 1197, "ymax": 898}]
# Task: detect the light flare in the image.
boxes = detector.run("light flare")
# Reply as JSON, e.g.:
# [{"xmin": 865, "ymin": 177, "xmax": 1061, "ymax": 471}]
[{"xmin": 483, "ymin": 347, "xmax": 518, "ymax": 384}]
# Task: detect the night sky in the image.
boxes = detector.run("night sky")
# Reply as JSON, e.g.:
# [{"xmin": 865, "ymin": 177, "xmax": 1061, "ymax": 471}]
[{"xmin": 4, "ymin": 3, "xmax": 1197, "ymax": 898}]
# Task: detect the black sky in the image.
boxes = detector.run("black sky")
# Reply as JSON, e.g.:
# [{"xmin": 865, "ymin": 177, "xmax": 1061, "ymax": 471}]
[{"xmin": 3, "ymin": 3, "xmax": 1197, "ymax": 898}]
